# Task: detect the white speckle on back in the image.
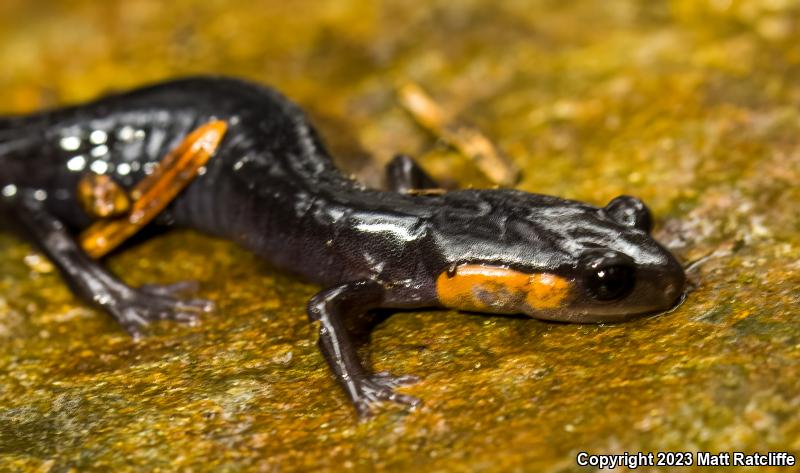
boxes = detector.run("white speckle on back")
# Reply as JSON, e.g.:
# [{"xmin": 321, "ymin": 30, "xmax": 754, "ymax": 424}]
[
  {"xmin": 60, "ymin": 136, "xmax": 82, "ymax": 151},
  {"xmin": 66, "ymin": 155, "xmax": 87, "ymax": 172},
  {"xmin": 2, "ymin": 184, "xmax": 17, "ymax": 198},
  {"xmin": 91, "ymin": 145, "xmax": 109, "ymax": 158},
  {"xmin": 90, "ymin": 160, "xmax": 109, "ymax": 174},
  {"xmin": 117, "ymin": 163, "xmax": 132, "ymax": 176},
  {"xmin": 118, "ymin": 126, "xmax": 135, "ymax": 142},
  {"xmin": 89, "ymin": 130, "xmax": 108, "ymax": 145}
]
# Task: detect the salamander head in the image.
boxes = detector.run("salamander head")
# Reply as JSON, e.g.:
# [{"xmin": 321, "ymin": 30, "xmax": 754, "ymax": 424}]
[{"xmin": 433, "ymin": 191, "xmax": 686, "ymax": 323}]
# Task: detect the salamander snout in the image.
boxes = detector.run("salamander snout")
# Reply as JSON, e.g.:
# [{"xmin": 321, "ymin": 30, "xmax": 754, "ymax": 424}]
[{"xmin": 568, "ymin": 247, "xmax": 686, "ymax": 323}]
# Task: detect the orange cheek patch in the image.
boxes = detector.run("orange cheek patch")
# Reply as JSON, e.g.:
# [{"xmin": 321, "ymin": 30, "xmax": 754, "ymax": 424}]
[
  {"xmin": 527, "ymin": 273, "xmax": 570, "ymax": 310},
  {"xmin": 436, "ymin": 264, "xmax": 571, "ymax": 313}
]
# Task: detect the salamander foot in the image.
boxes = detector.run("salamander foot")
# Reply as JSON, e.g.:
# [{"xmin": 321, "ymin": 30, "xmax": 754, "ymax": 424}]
[
  {"xmin": 10, "ymin": 192, "xmax": 214, "ymax": 340},
  {"xmin": 308, "ymin": 281, "xmax": 426, "ymax": 418},
  {"xmin": 101, "ymin": 281, "xmax": 214, "ymax": 340},
  {"xmin": 353, "ymin": 372, "xmax": 421, "ymax": 418}
]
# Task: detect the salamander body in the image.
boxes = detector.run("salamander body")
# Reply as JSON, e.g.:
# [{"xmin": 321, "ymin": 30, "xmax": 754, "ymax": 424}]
[{"xmin": 0, "ymin": 77, "xmax": 686, "ymax": 416}]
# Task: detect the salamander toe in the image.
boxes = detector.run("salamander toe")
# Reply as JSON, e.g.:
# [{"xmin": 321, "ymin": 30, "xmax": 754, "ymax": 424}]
[
  {"xmin": 101, "ymin": 282, "xmax": 215, "ymax": 339},
  {"xmin": 353, "ymin": 373, "xmax": 422, "ymax": 419}
]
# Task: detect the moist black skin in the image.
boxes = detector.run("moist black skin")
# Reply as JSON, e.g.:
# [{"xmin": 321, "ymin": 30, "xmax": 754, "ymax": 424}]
[{"xmin": 0, "ymin": 76, "xmax": 686, "ymax": 417}]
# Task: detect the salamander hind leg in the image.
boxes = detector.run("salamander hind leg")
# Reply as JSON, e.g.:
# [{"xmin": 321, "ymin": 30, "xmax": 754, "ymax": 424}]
[
  {"xmin": 9, "ymin": 190, "xmax": 213, "ymax": 339},
  {"xmin": 385, "ymin": 154, "xmax": 441, "ymax": 193},
  {"xmin": 307, "ymin": 280, "xmax": 421, "ymax": 418}
]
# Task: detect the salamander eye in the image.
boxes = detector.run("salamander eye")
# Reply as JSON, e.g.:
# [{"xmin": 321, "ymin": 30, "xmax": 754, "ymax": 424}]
[
  {"xmin": 582, "ymin": 251, "xmax": 635, "ymax": 302},
  {"xmin": 604, "ymin": 195, "xmax": 652, "ymax": 233}
]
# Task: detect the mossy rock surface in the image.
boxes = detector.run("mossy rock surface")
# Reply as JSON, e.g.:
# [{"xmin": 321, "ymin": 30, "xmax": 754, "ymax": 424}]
[{"xmin": 1, "ymin": 1, "xmax": 800, "ymax": 471}]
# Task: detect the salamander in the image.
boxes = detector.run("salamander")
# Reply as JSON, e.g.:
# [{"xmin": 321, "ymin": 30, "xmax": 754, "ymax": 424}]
[{"xmin": 0, "ymin": 76, "xmax": 686, "ymax": 417}]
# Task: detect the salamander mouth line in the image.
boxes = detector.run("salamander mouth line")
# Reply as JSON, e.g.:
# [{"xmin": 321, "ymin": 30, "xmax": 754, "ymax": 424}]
[{"xmin": 663, "ymin": 290, "xmax": 688, "ymax": 315}]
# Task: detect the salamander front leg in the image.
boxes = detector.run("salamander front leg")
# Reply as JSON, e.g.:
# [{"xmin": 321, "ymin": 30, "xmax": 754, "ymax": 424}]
[
  {"xmin": 307, "ymin": 280, "xmax": 420, "ymax": 418},
  {"xmin": 11, "ymin": 192, "xmax": 213, "ymax": 339},
  {"xmin": 385, "ymin": 154, "xmax": 440, "ymax": 193}
]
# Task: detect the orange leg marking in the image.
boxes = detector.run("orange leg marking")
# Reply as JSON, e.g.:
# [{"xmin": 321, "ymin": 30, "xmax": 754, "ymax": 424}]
[
  {"xmin": 77, "ymin": 174, "xmax": 132, "ymax": 219},
  {"xmin": 79, "ymin": 120, "xmax": 228, "ymax": 259}
]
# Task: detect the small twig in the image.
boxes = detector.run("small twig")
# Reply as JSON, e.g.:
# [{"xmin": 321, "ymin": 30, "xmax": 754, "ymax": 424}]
[{"xmin": 398, "ymin": 82, "xmax": 519, "ymax": 187}]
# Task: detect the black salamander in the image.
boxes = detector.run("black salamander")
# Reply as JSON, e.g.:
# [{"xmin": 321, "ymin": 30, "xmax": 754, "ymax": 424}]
[{"xmin": 0, "ymin": 77, "xmax": 686, "ymax": 417}]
